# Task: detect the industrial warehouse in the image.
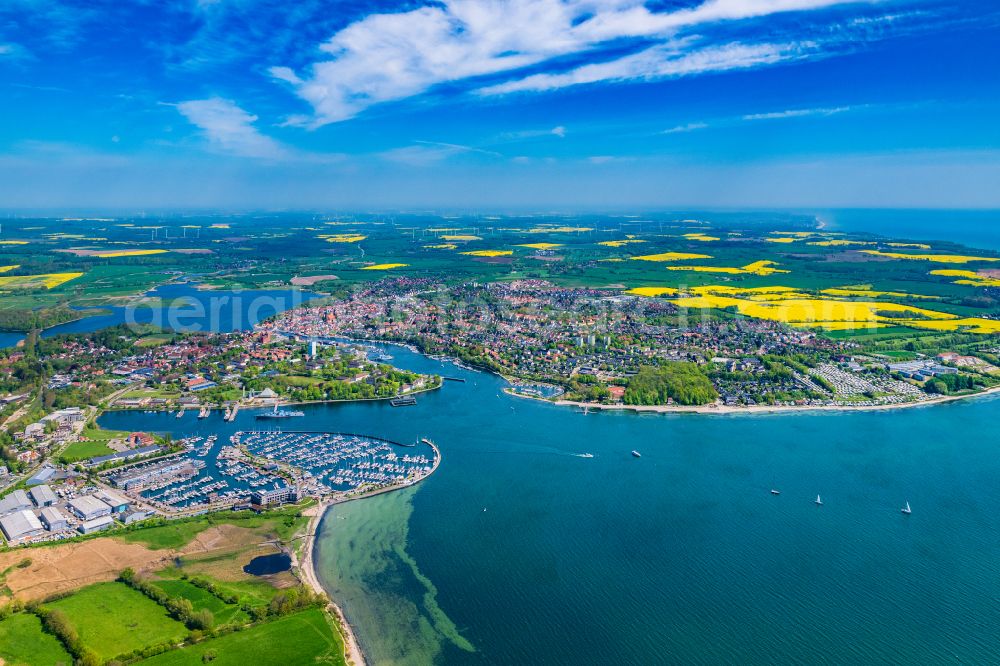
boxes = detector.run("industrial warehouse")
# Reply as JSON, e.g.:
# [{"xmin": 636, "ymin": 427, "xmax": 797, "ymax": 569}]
[{"xmin": 0, "ymin": 483, "xmax": 140, "ymax": 545}]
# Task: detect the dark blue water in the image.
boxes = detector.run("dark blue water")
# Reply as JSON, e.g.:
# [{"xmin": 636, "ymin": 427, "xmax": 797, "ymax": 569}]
[
  {"xmin": 0, "ymin": 283, "xmax": 318, "ymax": 348},
  {"xmin": 243, "ymin": 553, "xmax": 292, "ymax": 576},
  {"xmin": 103, "ymin": 341, "xmax": 1000, "ymax": 665},
  {"xmin": 817, "ymin": 209, "xmax": 1000, "ymax": 250}
]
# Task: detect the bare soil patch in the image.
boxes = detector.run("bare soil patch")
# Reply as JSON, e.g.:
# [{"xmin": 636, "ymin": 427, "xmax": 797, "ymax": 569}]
[
  {"xmin": 291, "ymin": 274, "xmax": 339, "ymax": 286},
  {"xmin": 0, "ymin": 539, "xmax": 176, "ymax": 601}
]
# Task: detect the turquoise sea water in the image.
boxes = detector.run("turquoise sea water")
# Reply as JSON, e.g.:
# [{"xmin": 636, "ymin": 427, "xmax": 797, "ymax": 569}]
[
  {"xmin": 103, "ymin": 343, "xmax": 1000, "ymax": 664},
  {"xmin": 816, "ymin": 209, "xmax": 1000, "ymax": 250}
]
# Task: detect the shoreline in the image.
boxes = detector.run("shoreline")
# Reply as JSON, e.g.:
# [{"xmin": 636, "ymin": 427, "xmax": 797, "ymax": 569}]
[
  {"xmin": 539, "ymin": 383, "xmax": 1000, "ymax": 416},
  {"xmin": 352, "ymin": 335, "xmax": 1000, "ymax": 417},
  {"xmin": 297, "ymin": 501, "xmax": 366, "ymax": 666},
  {"xmin": 296, "ymin": 439, "xmax": 442, "ymax": 666}
]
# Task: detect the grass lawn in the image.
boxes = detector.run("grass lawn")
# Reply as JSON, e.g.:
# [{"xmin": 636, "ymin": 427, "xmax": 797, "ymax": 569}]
[
  {"xmin": 60, "ymin": 439, "xmax": 114, "ymax": 462},
  {"xmin": 150, "ymin": 579, "xmax": 248, "ymax": 625},
  {"xmin": 0, "ymin": 612, "xmax": 73, "ymax": 666},
  {"xmin": 46, "ymin": 581, "xmax": 188, "ymax": 662},
  {"xmin": 81, "ymin": 426, "xmax": 129, "ymax": 442},
  {"xmin": 137, "ymin": 609, "xmax": 345, "ymax": 666},
  {"xmin": 121, "ymin": 505, "xmax": 309, "ymax": 550}
]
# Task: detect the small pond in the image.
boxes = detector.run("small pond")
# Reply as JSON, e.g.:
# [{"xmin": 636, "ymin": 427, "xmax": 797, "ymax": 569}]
[{"xmin": 243, "ymin": 552, "xmax": 292, "ymax": 576}]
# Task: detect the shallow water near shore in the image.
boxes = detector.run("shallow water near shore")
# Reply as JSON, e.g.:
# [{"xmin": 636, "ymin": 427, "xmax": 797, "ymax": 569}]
[{"xmin": 104, "ymin": 342, "xmax": 1000, "ymax": 664}]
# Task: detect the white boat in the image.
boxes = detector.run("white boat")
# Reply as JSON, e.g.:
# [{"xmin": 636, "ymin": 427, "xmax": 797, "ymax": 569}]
[
  {"xmin": 770, "ymin": 489, "xmax": 780, "ymax": 495},
  {"xmin": 631, "ymin": 450, "xmax": 641, "ymax": 458},
  {"xmin": 815, "ymin": 495, "xmax": 823, "ymax": 506},
  {"xmin": 902, "ymin": 501, "xmax": 912, "ymax": 515}
]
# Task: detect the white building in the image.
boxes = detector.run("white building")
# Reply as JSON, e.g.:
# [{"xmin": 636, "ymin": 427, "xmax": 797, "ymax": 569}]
[
  {"xmin": 1, "ymin": 509, "xmax": 44, "ymax": 542},
  {"xmin": 68, "ymin": 495, "xmax": 112, "ymax": 521}
]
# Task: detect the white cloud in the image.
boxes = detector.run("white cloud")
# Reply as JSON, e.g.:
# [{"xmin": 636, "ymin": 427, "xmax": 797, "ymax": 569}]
[
  {"xmin": 552, "ymin": 125, "xmax": 567, "ymax": 138},
  {"xmin": 379, "ymin": 140, "xmax": 502, "ymax": 166},
  {"xmin": 742, "ymin": 105, "xmax": 851, "ymax": 120},
  {"xmin": 479, "ymin": 41, "xmax": 810, "ymax": 94},
  {"xmin": 663, "ymin": 121, "xmax": 710, "ymax": 134},
  {"xmin": 272, "ymin": 0, "xmax": 872, "ymax": 126},
  {"xmin": 175, "ymin": 97, "xmax": 291, "ymax": 159}
]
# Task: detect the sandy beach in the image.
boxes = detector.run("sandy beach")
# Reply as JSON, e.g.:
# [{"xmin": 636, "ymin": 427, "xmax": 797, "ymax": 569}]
[{"xmin": 297, "ymin": 501, "xmax": 367, "ymax": 666}]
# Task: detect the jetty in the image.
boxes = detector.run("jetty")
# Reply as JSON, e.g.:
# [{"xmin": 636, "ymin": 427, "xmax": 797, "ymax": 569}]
[
  {"xmin": 224, "ymin": 403, "xmax": 240, "ymax": 422},
  {"xmin": 390, "ymin": 395, "xmax": 417, "ymax": 407}
]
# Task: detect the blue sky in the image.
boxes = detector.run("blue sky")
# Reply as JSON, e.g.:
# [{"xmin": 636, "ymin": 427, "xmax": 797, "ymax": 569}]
[{"xmin": 1, "ymin": 0, "xmax": 999, "ymax": 210}]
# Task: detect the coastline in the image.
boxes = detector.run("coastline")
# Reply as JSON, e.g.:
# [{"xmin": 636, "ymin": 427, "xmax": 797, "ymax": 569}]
[
  {"xmin": 540, "ymin": 383, "xmax": 1000, "ymax": 416},
  {"xmin": 296, "ymin": 439, "xmax": 442, "ymax": 666},
  {"xmin": 297, "ymin": 501, "xmax": 367, "ymax": 666}
]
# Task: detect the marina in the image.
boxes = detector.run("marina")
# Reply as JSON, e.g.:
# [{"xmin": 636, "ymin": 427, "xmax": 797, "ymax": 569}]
[{"xmin": 101, "ymin": 421, "xmax": 437, "ymax": 511}]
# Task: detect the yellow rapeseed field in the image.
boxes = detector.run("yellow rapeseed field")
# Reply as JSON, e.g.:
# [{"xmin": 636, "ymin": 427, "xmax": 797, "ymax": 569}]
[
  {"xmin": 771, "ymin": 231, "xmax": 814, "ymax": 237},
  {"xmin": 0, "ymin": 272, "xmax": 83, "ymax": 289},
  {"xmin": 631, "ymin": 252, "xmax": 712, "ymax": 262},
  {"xmin": 0, "ymin": 240, "xmax": 28, "ymax": 245},
  {"xmin": 821, "ymin": 288, "xmax": 940, "ymax": 299},
  {"xmin": 807, "ymin": 240, "xmax": 874, "ymax": 247},
  {"xmin": 666, "ymin": 260, "xmax": 788, "ymax": 276},
  {"xmin": 320, "ymin": 234, "xmax": 367, "ymax": 243},
  {"xmin": 518, "ymin": 243, "xmax": 563, "ymax": 250},
  {"xmin": 764, "ymin": 237, "xmax": 797, "ymax": 244},
  {"xmin": 903, "ymin": 318, "xmax": 1000, "ymax": 334},
  {"xmin": 683, "ymin": 233, "xmax": 721, "ymax": 242},
  {"xmin": 527, "ymin": 226, "xmax": 593, "ymax": 233},
  {"xmin": 626, "ymin": 287, "xmax": 678, "ymax": 296},
  {"xmin": 91, "ymin": 249, "xmax": 168, "ymax": 258},
  {"xmin": 0, "ymin": 265, "xmax": 19, "ymax": 273},
  {"xmin": 360, "ymin": 263, "xmax": 409, "ymax": 270},
  {"xmin": 598, "ymin": 239, "xmax": 646, "ymax": 247},
  {"xmin": 461, "ymin": 250, "xmax": 514, "ymax": 257},
  {"xmin": 887, "ymin": 242, "xmax": 931, "ymax": 249},
  {"xmin": 860, "ymin": 250, "xmax": 1000, "ymax": 264},
  {"xmin": 671, "ymin": 294, "xmax": 957, "ymax": 325},
  {"xmin": 425, "ymin": 243, "xmax": 458, "ymax": 250},
  {"xmin": 929, "ymin": 269, "xmax": 1000, "ymax": 287}
]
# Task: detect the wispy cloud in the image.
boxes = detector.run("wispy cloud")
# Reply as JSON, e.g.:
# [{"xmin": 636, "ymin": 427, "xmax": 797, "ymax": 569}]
[
  {"xmin": 662, "ymin": 122, "xmax": 710, "ymax": 134},
  {"xmin": 380, "ymin": 140, "xmax": 502, "ymax": 166},
  {"xmin": 742, "ymin": 106, "xmax": 852, "ymax": 121},
  {"xmin": 272, "ymin": 0, "xmax": 877, "ymax": 126},
  {"xmin": 175, "ymin": 97, "xmax": 291, "ymax": 159}
]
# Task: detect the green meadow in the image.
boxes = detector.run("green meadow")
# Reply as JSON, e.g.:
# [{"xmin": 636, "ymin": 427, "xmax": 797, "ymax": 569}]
[
  {"xmin": 46, "ymin": 581, "xmax": 189, "ymax": 662},
  {"xmin": 0, "ymin": 611, "xmax": 73, "ymax": 666},
  {"xmin": 137, "ymin": 608, "xmax": 345, "ymax": 666}
]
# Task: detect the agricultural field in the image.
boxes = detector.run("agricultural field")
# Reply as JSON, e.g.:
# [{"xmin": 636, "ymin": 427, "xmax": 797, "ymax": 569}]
[
  {"xmin": 0, "ymin": 611, "xmax": 74, "ymax": 666},
  {"xmin": 137, "ymin": 608, "xmax": 345, "ymax": 666},
  {"xmin": 46, "ymin": 581, "xmax": 189, "ymax": 662}
]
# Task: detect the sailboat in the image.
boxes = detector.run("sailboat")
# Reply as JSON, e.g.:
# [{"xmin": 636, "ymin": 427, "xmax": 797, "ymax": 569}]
[
  {"xmin": 814, "ymin": 495, "xmax": 823, "ymax": 506},
  {"xmin": 901, "ymin": 501, "xmax": 912, "ymax": 515}
]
